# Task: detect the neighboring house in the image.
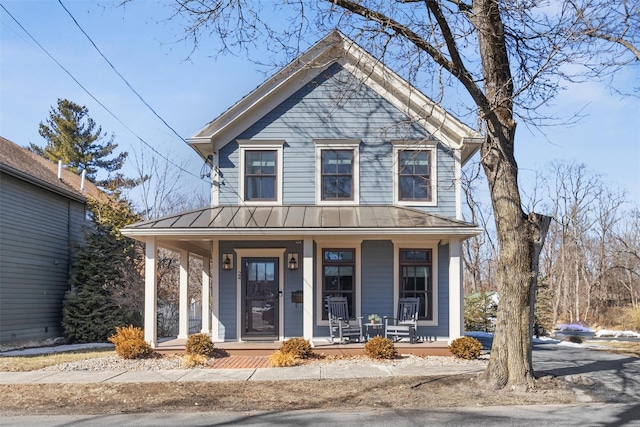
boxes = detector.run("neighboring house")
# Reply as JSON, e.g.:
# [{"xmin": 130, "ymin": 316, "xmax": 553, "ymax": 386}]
[
  {"xmin": 0, "ymin": 136, "xmax": 102, "ymax": 350},
  {"xmin": 121, "ymin": 31, "xmax": 483, "ymax": 347}
]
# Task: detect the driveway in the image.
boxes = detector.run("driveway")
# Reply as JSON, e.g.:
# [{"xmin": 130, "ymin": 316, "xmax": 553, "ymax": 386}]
[{"xmin": 533, "ymin": 341, "xmax": 640, "ymax": 402}]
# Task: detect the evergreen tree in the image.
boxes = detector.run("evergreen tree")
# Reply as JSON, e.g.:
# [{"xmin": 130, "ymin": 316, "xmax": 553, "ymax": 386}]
[
  {"xmin": 62, "ymin": 198, "xmax": 143, "ymax": 343},
  {"xmin": 29, "ymin": 98, "xmax": 138, "ymax": 192},
  {"xmin": 464, "ymin": 292, "xmax": 498, "ymax": 333}
]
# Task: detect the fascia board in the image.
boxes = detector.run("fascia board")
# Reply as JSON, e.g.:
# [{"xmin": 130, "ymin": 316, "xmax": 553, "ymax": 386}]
[
  {"xmin": 121, "ymin": 226, "xmax": 483, "ymax": 239},
  {"xmin": 0, "ymin": 164, "xmax": 87, "ymax": 203},
  {"xmin": 189, "ymin": 35, "xmax": 341, "ymax": 150},
  {"xmin": 340, "ymin": 45, "xmax": 481, "ymax": 150}
]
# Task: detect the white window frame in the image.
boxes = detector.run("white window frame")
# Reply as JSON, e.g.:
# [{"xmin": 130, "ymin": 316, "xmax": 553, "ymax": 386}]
[
  {"xmin": 392, "ymin": 239, "xmax": 439, "ymax": 327},
  {"xmin": 314, "ymin": 139, "xmax": 360, "ymax": 205},
  {"xmin": 315, "ymin": 238, "xmax": 363, "ymax": 326},
  {"xmin": 392, "ymin": 140, "xmax": 438, "ymax": 207},
  {"xmin": 237, "ymin": 139, "xmax": 284, "ymax": 205}
]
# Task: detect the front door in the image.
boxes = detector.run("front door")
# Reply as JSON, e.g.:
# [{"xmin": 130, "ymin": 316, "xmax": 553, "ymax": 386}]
[{"xmin": 242, "ymin": 258, "xmax": 279, "ymax": 339}]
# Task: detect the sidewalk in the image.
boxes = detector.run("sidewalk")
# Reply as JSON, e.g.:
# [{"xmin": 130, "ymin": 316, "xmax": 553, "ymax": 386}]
[{"xmin": 0, "ymin": 362, "xmax": 484, "ymax": 385}]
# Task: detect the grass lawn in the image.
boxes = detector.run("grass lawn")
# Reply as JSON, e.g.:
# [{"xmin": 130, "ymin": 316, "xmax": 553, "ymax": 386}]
[{"xmin": 0, "ymin": 348, "xmax": 116, "ymax": 372}]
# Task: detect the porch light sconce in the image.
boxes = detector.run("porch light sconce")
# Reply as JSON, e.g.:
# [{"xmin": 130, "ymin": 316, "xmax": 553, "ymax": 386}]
[
  {"xmin": 222, "ymin": 253, "xmax": 233, "ymax": 271},
  {"xmin": 288, "ymin": 253, "xmax": 298, "ymax": 270}
]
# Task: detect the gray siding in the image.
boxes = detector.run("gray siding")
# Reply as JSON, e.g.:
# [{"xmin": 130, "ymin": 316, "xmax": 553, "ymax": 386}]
[
  {"xmin": 218, "ymin": 63, "xmax": 457, "ymax": 217},
  {"xmin": 360, "ymin": 240, "xmax": 394, "ymax": 320},
  {"xmin": 0, "ymin": 173, "xmax": 86, "ymax": 346}
]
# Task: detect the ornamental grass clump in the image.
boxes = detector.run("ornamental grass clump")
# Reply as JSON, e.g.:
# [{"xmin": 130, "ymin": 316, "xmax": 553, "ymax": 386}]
[
  {"xmin": 364, "ymin": 336, "xmax": 398, "ymax": 360},
  {"xmin": 185, "ymin": 334, "xmax": 215, "ymax": 357},
  {"xmin": 268, "ymin": 350, "xmax": 300, "ymax": 367},
  {"xmin": 108, "ymin": 325, "xmax": 153, "ymax": 360},
  {"xmin": 279, "ymin": 337, "xmax": 313, "ymax": 359},
  {"xmin": 449, "ymin": 336, "xmax": 483, "ymax": 360}
]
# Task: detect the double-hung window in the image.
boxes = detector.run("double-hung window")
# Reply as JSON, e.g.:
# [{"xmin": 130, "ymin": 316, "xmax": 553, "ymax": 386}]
[
  {"xmin": 393, "ymin": 141, "xmax": 437, "ymax": 206},
  {"xmin": 245, "ymin": 150, "xmax": 276, "ymax": 201},
  {"xmin": 399, "ymin": 151, "xmax": 431, "ymax": 201},
  {"xmin": 237, "ymin": 140, "xmax": 284, "ymax": 204},
  {"xmin": 315, "ymin": 139, "xmax": 360, "ymax": 205},
  {"xmin": 399, "ymin": 249, "xmax": 433, "ymax": 321},
  {"xmin": 321, "ymin": 150, "xmax": 353, "ymax": 200}
]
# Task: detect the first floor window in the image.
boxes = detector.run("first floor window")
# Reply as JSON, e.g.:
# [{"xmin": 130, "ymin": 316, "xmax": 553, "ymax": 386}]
[
  {"xmin": 322, "ymin": 249, "xmax": 355, "ymax": 319},
  {"xmin": 399, "ymin": 249, "xmax": 432, "ymax": 320},
  {"xmin": 245, "ymin": 150, "xmax": 276, "ymax": 200}
]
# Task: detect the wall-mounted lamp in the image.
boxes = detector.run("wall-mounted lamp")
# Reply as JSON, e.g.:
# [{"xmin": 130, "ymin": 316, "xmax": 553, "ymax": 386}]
[
  {"xmin": 222, "ymin": 253, "xmax": 233, "ymax": 270},
  {"xmin": 288, "ymin": 253, "xmax": 298, "ymax": 270}
]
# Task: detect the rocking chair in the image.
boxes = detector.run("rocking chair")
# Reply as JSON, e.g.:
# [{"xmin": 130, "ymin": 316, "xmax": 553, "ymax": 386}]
[
  {"xmin": 384, "ymin": 297, "xmax": 420, "ymax": 343},
  {"xmin": 326, "ymin": 296, "xmax": 363, "ymax": 344}
]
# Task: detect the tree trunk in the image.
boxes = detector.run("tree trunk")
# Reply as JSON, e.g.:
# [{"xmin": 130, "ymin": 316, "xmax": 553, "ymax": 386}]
[{"xmin": 472, "ymin": 0, "xmax": 552, "ymax": 388}]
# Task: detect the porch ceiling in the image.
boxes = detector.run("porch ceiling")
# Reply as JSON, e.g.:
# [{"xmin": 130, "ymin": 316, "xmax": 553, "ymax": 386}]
[{"xmin": 121, "ymin": 205, "xmax": 482, "ymax": 241}]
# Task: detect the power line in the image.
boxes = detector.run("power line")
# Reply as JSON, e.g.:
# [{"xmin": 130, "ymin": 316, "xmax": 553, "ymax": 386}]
[
  {"xmin": 57, "ymin": 0, "xmax": 188, "ymax": 148},
  {"xmin": 0, "ymin": 3, "xmax": 207, "ymax": 183}
]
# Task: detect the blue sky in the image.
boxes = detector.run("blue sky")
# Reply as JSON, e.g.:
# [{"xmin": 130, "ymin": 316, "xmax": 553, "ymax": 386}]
[{"xmin": 1, "ymin": 1, "xmax": 638, "ymax": 210}]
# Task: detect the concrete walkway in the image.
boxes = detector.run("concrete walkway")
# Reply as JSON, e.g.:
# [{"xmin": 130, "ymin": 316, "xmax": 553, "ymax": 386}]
[{"xmin": 0, "ymin": 363, "xmax": 484, "ymax": 385}]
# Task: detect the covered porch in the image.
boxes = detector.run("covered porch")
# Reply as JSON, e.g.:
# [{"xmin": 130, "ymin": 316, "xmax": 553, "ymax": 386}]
[{"xmin": 120, "ymin": 205, "xmax": 482, "ymax": 349}]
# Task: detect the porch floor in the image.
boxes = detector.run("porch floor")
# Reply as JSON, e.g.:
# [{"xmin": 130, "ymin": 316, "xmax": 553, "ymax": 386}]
[{"xmin": 156, "ymin": 337, "xmax": 452, "ymax": 357}]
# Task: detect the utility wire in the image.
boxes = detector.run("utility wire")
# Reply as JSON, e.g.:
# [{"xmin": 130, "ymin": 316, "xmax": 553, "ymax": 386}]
[
  {"xmin": 57, "ymin": 0, "xmax": 188, "ymax": 147},
  {"xmin": 0, "ymin": 3, "xmax": 207, "ymax": 183}
]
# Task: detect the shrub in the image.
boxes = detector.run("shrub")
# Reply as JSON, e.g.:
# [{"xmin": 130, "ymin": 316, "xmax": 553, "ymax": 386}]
[
  {"xmin": 185, "ymin": 334, "xmax": 215, "ymax": 357},
  {"xmin": 279, "ymin": 337, "xmax": 313, "ymax": 359},
  {"xmin": 268, "ymin": 350, "xmax": 300, "ymax": 367},
  {"xmin": 364, "ymin": 336, "xmax": 398, "ymax": 360},
  {"xmin": 108, "ymin": 325, "xmax": 152, "ymax": 359},
  {"xmin": 182, "ymin": 354, "xmax": 209, "ymax": 368},
  {"xmin": 449, "ymin": 336, "xmax": 482, "ymax": 360}
]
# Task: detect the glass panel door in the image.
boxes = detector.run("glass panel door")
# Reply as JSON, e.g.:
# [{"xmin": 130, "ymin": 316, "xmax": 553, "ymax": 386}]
[{"xmin": 242, "ymin": 258, "xmax": 279, "ymax": 338}]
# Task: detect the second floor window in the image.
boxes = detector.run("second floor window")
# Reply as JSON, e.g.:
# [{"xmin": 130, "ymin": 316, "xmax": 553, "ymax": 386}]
[
  {"xmin": 321, "ymin": 150, "xmax": 353, "ymax": 200},
  {"xmin": 398, "ymin": 150, "xmax": 431, "ymax": 201},
  {"xmin": 245, "ymin": 150, "xmax": 276, "ymax": 201}
]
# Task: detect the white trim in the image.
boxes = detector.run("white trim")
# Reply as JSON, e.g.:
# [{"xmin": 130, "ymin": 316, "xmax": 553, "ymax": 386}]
[
  {"xmin": 234, "ymin": 248, "xmax": 287, "ymax": 341},
  {"xmin": 178, "ymin": 250, "xmax": 189, "ymax": 339},
  {"xmin": 302, "ymin": 239, "xmax": 314, "ymax": 341},
  {"xmin": 237, "ymin": 140, "xmax": 284, "ymax": 206},
  {"xmin": 210, "ymin": 154, "xmax": 220, "ymax": 207},
  {"xmin": 448, "ymin": 239, "xmax": 464, "ymax": 340},
  {"xmin": 210, "ymin": 240, "xmax": 221, "ymax": 342},
  {"xmin": 315, "ymin": 239, "xmax": 363, "ymax": 326},
  {"xmin": 391, "ymin": 239, "xmax": 439, "ymax": 327},
  {"xmin": 454, "ymin": 149, "xmax": 462, "ymax": 220},
  {"xmin": 314, "ymin": 139, "xmax": 360, "ymax": 205},
  {"xmin": 189, "ymin": 31, "xmax": 482, "ymax": 164},
  {"xmin": 200, "ymin": 255, "xmax": 211, "ymax": 334},
  {"xmin": 144, "ymin": 238, "xmax": 158, "ymax": 348},
  {"xmin": 392, "ymin": 141, "xmax": 438, "ymax": 207}
]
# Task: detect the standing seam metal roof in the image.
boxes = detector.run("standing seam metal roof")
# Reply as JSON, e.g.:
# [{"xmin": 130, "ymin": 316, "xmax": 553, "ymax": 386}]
[{"xmin": 123, "ymin": 205, "xmax": 478, "ymax": 231}]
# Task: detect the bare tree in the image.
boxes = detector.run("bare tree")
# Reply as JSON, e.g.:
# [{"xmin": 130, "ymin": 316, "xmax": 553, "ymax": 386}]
[
  {"xmin": 569, "ymin": 0, "xmax": 640, "ymax": 62},
  {"xmin": 159, "ymin": 0, "xmax": 637, "ymax": 388}
]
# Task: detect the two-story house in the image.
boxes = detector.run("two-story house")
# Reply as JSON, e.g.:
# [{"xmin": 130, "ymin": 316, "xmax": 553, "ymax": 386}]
[{"xmin": 121, "ymin": 31, "xmax": 482, "ymax": 348}]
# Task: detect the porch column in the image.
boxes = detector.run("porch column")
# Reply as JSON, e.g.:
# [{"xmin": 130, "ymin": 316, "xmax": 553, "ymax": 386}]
[
  {"xmin": 302, "ymin": 238, "xmax": 314, "ymax": 342},
  {"xmin": 178, "ymin": 249, "xmax": 189, "ymax": 339},
  {"xmin": 144, "ymin": 238, "xmax": 158, "ymax": 347},
  {"xmin": 448, "ymin": 239, "xmax": 463, "ymax": 341},
  {"xmin": 211, "ymin": 240, "xmax": 221, "ymax": 342},
  {"xmin": 200, "ymin": 255, "xmax": 211, "ymax": 334}
]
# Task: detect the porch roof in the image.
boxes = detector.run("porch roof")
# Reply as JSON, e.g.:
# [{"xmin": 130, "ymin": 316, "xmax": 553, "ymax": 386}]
[{"xmin": 121, "ymin": 205, "xmax": 481, "ymax": 240}]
